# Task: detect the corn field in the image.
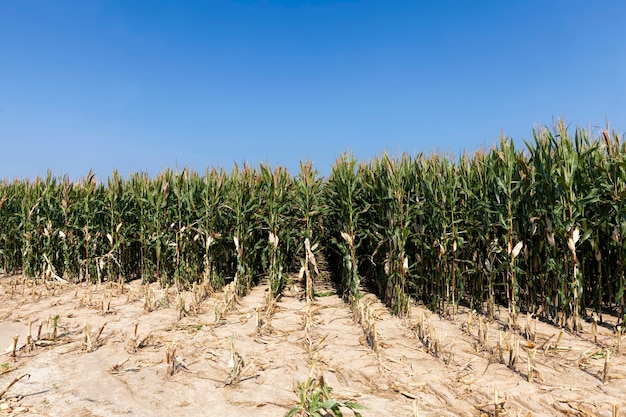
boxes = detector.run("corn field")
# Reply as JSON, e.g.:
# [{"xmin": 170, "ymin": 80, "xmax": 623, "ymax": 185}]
[{"xmin": 2, "ymin": 122, "xmax": 626, "ymax": 328}]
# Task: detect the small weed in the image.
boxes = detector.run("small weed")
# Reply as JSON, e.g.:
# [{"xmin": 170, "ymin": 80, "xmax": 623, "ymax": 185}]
[
  {"xmin": 287, "ymin": 361, "xmax": 364, "ymax": 417},
  {"xmin": 1, "ymin": 362, "xmax": 9, "ymax": 371}
]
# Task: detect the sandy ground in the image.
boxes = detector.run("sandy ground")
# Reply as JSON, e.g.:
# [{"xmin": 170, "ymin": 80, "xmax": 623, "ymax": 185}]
[{"xmin": 1, "ymin": 273, "xmax": 626, "ymax": 417}]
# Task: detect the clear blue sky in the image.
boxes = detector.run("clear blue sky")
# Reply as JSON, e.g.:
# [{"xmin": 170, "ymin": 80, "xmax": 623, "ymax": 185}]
[{"xmin": 1, "ymin": 1, "xmax": 625, "ymax": 180}]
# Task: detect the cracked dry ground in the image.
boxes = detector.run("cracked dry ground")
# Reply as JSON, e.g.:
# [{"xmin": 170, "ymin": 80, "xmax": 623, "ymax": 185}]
[{"xmin": 1, "ymin": 274, "xmax": 626, "ymax": 416}]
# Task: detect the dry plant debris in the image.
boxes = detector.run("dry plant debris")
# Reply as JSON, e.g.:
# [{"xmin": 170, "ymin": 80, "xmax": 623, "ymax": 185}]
[{"xmin": 0, "ymin": 274, "xmax": 625, "ymax": 416}]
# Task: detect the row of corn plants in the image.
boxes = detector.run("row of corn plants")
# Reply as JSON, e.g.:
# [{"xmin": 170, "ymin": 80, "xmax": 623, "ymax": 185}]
[
  {"xmin": 324, "ymin": 122, "xmax": 626, "ymax": 327},
  {"xmin": 2, "ymin": 121, "xmax": 626, "ymax": 327},
  {"xmin": 0, "ymin": 163, "xmax": 325, "ymax": 299}
]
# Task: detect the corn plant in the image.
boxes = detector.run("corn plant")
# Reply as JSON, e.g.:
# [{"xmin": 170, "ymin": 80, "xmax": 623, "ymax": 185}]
[
  {"xmin": 197, "ymin": 168, "xmax": 229, "ymax": 288},
  {"xmin": 324, "ymin": 154, "xmax": 365, "ymax": 301},
  {"xmin": 294, "ymin": 161, "xmax": 324, "ymax": 299},
  {"xmin": 169, "ymin": 168, "xmax": 200, "ymax": 288},
  {"xmin": 486, "ymin": 137, "xmax": 525, "ymax": 322},
  {"xmin": 361, "ymin": 154, "xmax": 416, "ymax": 316},
  {"xmin": 0, "ymin": 180, "xmax": 24, "ymax": 274},
  {"xmin": 259, "ymin": 164, "xmax": 293, "ymax": 297},
  {"xmin": 227, "ymin": 164, "xmax": 261, "ymax": 296}
]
